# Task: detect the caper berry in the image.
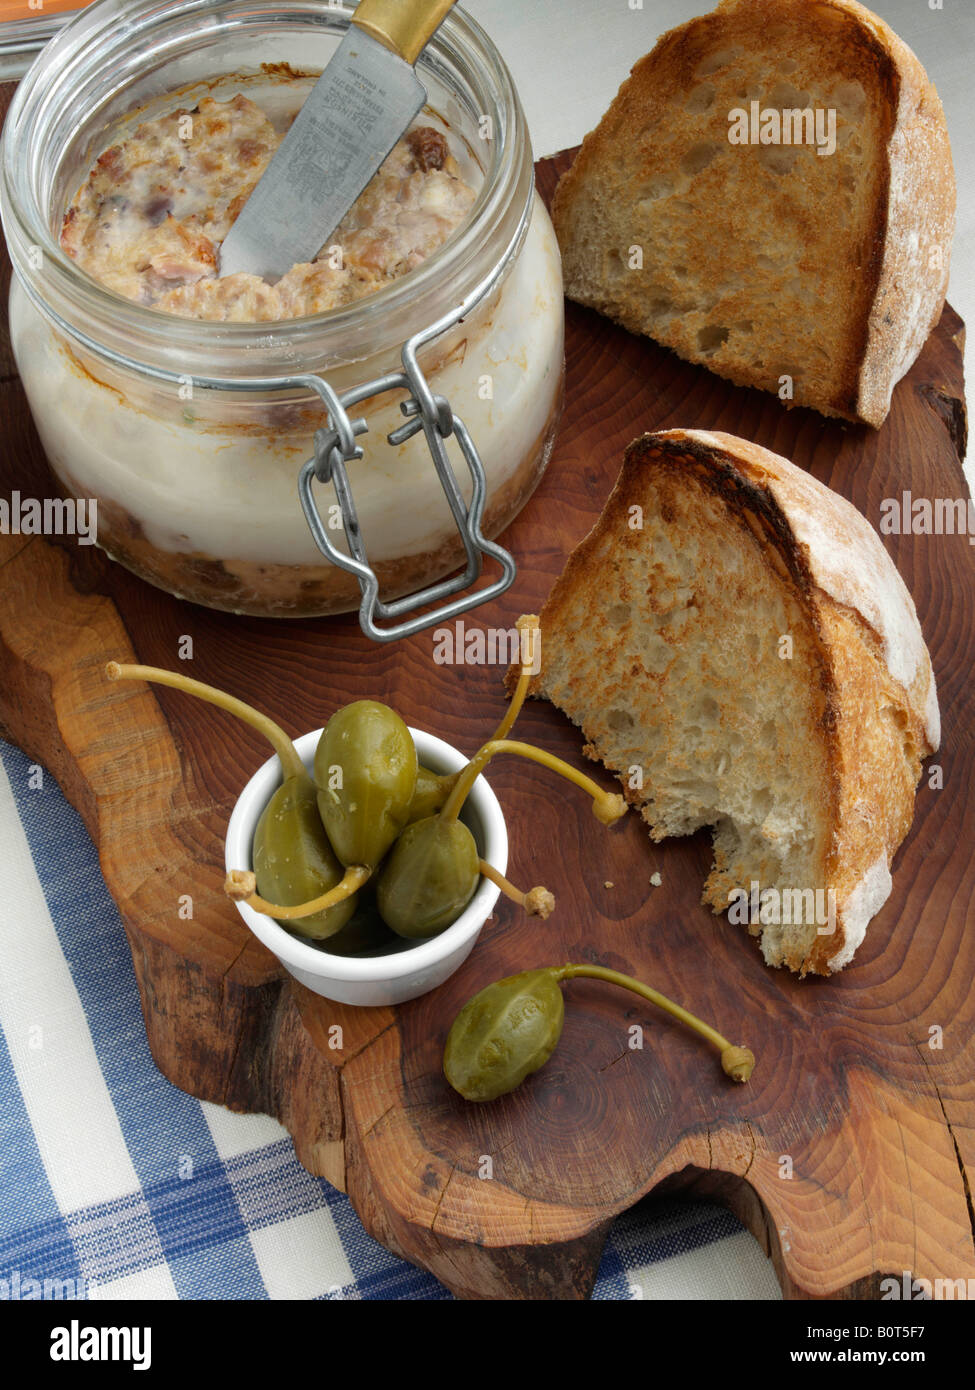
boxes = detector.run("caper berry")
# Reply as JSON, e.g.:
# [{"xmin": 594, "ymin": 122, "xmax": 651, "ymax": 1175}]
[
  {"xmin": 444, "ymin": 969, "xmax": 565, "ymax": 1102},
  {"xmin": 407, "ymin": 764, "xmax": 456, "ymax": 823},
  {"xmin": 253, "ymin": 775, "xmax": 355, "ymax": 940},
  {"xmin": 377, "ymin": 816, "xmax": 479, "ymax": 939},
  {"xmin": 314, "ymin": 700, "xmax": 417, "ymax": 868},
  {"xmin": 443, "ymin": 964, "xmax": 756, "ymax": 1103}
]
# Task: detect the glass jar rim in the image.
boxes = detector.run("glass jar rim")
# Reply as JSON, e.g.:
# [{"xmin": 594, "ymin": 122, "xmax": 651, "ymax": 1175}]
[{"xmin": 0, "ymin": 0, "xmax": 533, "ymax": 379}]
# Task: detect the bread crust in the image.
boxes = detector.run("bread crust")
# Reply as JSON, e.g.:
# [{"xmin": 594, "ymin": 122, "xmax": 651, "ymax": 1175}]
[
  {"xmin": 527, "ymin": 429, "xmax": 938, "ymax": 975},
  {"xmin": 551, "ymin": 0, "xmax": 955, "ymax": 427},
  {"xmin": 850, "ymin": 3, "xmax": 955, "ymax": 423}
]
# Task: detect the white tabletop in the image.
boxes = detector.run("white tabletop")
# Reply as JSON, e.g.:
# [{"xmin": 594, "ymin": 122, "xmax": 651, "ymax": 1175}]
[{"xmin": 468, "ymin": 0, "xmax": 972, "ymax": 482}]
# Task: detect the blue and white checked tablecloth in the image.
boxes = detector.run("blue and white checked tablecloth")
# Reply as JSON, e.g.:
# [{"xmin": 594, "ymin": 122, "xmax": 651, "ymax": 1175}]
[{"xmin": 0, "ymin": 737, "xmax": 781, "ymax": 1301}]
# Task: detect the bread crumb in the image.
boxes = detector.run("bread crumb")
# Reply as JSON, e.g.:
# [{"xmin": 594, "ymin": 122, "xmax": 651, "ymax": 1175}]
[
  {"xmin": 604, "ymin": 880, "xmax": 614, "ymax": 888},
  {"xmin": 650, "ymin": 872, "xmax": 662, "ymax": 886}
]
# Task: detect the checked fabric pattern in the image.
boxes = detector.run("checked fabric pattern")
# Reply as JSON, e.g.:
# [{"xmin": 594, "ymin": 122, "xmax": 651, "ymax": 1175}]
[{"xmin": 0, "ymin": 740, "xmax": 781, "ymax": 1301}]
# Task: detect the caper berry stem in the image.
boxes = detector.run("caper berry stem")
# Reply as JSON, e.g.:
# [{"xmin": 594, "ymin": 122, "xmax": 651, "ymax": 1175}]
[
  {"xmin": 106, "ymin": 662, "xmax": 305, "ymax": 782},
  {"xmin": 440, "ymin": 738, "xmax": 627, "ymax": 826},
  {"xmin": 478, "ymin": 860, "xmax": 555, "ymax": 919},
  {"xmin": 420, "ymin": 615, "xmax": 540, "ymax": 828},
  {"xmin": 554, "ymin": 964, "xmax": 755, "ymax": 1082},
  {"xmin": 224, "ymin": 864, "xmax": 371, "ymax": 919},
  {"xmin": 487, "ymin": 614, "xmax": 540, "ymax": 744}
]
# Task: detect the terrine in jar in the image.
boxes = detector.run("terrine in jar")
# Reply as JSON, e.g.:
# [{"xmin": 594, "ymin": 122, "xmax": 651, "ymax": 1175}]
[{"xmin": 1, "ymin": 0, "xmax": 564, "ymax": 620}]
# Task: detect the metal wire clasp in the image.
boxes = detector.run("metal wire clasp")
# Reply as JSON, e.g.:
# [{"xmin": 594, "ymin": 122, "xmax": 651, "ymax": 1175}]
[
  {"xmin": 297, "ymin": 353, "xmax": 516, "ymax": 641},
  {"xmin": 296, "ymin": 220, "xmax": 529, "ymax": 642}
]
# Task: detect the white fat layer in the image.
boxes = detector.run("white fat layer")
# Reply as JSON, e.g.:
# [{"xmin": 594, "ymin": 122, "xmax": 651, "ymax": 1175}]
[{"xmin": 12, "ymin": 199, "xmax": 562, "ymax": 569}]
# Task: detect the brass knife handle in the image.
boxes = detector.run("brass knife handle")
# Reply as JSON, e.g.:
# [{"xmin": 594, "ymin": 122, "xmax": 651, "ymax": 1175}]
[{"xmin": 351, "ymin": 0, "xmax": 458, "ymax": 67}]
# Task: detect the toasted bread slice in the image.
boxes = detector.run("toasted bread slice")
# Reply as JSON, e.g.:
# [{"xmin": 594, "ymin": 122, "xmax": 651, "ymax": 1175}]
[
  {"xmin": 552, "ymin": 0, "xmax": 955, "ymax": 426},
  {"xmin": 527, "ymin": 430, "xmax": 939, "ymax": 975}
]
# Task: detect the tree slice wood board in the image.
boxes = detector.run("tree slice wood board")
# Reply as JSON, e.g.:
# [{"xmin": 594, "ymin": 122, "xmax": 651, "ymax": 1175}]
[{"xmin": 1, "ymin": 109, "xmax": 973, "ymax": 1298}]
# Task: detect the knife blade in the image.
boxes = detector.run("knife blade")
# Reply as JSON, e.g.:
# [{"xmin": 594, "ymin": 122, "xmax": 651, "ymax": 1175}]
[{"xmin": 219, "ymin": 0, "xmax": 457, "ymax": 282}]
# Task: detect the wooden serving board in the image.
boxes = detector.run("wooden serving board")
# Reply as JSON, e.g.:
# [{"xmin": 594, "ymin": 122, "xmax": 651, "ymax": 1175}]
[{"xmin": 1, "ymin": 117, "xmax": 973, "ymax": 1299}]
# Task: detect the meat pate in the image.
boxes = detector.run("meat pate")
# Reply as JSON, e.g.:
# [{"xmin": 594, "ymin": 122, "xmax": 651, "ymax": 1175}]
[{"xmin": 61, "ymin": 93, "xmax": 477, "ymax": 321}]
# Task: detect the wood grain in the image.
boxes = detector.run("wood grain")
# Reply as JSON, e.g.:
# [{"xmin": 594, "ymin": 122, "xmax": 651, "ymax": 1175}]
[{"xmin": 1, "ymin": 104, "xmax": 972, "ymax": 1299}]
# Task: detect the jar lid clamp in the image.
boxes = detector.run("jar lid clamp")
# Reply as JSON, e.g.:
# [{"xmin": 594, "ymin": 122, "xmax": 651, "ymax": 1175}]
[
  {"xmin": 297, "ymin": 268, "xmax": 518, "ymax": 641},
  {"xmin": 293, "ymin": 204, "xmax": 527, "ymax": 639}
]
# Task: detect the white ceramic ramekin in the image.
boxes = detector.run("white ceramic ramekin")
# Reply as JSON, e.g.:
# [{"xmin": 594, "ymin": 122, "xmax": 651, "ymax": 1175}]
[{"xmin": 225, "ymin": 728, "xmax": 507, "ymax": 1007}]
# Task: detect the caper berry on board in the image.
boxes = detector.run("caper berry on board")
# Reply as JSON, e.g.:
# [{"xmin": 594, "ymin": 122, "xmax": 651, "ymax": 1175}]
[{"xmin": 444, "ymin": 964, "xmax": 756, "ymax": 1102}]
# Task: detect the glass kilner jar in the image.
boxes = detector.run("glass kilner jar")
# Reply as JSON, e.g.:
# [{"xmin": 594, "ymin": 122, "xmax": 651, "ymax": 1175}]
[{"xmin": 1, "ymin": 0, "xmax": 564, "ymax": 635}]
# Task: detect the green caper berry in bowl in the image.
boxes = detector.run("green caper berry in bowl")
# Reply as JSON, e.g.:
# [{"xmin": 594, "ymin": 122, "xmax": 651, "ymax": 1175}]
[
  {"xmin": 226, "ymin": 724, "xmax": 508, "ymax": 1006},
  {"xmin": 106, "ymin": 663, "xmax": 508, "ymax": 1004},
  {"xmin": 105, "ymin": 615, "xmax": 630, "ymax": 1005}
]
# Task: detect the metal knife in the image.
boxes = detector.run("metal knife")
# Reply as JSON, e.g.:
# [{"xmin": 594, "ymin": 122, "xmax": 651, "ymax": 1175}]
[{"xmin": 219, "ymin": 0, "xmax": 457, "ymax": 282}]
